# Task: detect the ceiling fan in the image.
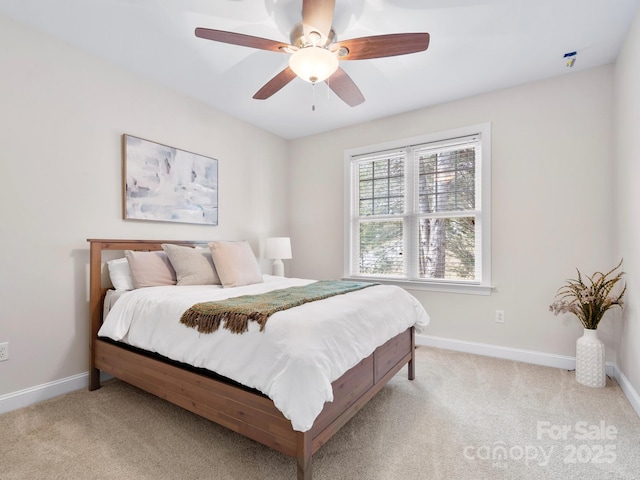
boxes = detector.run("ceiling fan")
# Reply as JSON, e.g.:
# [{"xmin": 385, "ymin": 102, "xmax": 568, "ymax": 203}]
[{"xmin": 195, "ymin": 0, "xmax": 430, "ymax": 107}]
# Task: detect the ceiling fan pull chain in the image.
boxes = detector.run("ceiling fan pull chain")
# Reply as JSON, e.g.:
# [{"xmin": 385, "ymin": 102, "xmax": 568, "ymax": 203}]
[{"xmin": 312, "ymin": 82, "xmax": 316, "ymax": 112}]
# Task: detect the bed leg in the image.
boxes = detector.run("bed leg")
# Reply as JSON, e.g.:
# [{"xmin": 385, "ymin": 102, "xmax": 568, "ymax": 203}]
[
  {"xmin": 89, "ymin": 367, "xmax": 101, "ymax": 391},
  {"xmin": 408, "ymin": 327, "xmax": 415, "ymax": 381},
  {"xmin": 296, "ymin": 431, "xmax": 312, "ymax": 480}
]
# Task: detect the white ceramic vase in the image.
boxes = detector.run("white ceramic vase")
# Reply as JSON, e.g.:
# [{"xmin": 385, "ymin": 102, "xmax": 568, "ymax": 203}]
[{"xmin": 575, "ymin": 328, "xmax": 606, "ymax": 388}]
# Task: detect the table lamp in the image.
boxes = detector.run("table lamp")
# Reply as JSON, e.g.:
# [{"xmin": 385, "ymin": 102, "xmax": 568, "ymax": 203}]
[{"xmin": 265, "ymin": 237, "xmax": 292, "ymax": 276}]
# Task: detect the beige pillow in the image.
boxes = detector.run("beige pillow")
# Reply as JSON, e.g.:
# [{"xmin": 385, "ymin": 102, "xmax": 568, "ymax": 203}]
[
  {"xmin": 209, "ymin": 241, "xmax": 263, "ymax": 288},
  {"xmin": 162, "ymin": 244, "xmax": 221, "ymax": 285},
  {"xmin": 124, "ymin": 250, "xmax": 177, "ymax": 288}
]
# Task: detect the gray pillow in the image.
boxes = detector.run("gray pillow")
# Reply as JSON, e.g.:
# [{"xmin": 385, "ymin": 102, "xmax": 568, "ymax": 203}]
[{"xmin": 162, "ymin": 243, "xmax": 221, "ymax": 286}]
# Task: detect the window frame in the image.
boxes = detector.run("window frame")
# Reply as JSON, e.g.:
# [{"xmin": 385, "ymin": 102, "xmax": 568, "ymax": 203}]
[{"xmin": 343, "ymin": 123, "xmax": 492, "ymax": 295}]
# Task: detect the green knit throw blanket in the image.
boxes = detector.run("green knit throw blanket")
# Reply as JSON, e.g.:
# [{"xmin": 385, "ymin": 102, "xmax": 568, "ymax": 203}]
[{"xmin": 180, "ymin": 280, "xmax": 378, "ymax": 335}]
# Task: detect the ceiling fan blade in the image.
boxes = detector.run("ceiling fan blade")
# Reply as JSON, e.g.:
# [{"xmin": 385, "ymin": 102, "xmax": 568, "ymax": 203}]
[
  {"xmin": 336, "ymin": 33, "xmax": 430, "ymax": 60},
  {"xmin": 195, "ymin": 28, "xmax": 291, "ymax": 53},
  {"xmin": 253, "ymin": 67, "xmax": 298, "ymax": 100},
  {"xmin": 326, "ymin": 67, "xmax": 364, "ymax": 107},
  {"xmin": 302, "ymin": 0, "xmax": 335, "ymax": 42}
]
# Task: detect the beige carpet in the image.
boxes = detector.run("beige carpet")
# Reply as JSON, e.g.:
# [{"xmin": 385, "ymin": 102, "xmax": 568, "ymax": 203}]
[{"xmin": 1, "ymin": 347, "xmax": 639, "ymax": 480}]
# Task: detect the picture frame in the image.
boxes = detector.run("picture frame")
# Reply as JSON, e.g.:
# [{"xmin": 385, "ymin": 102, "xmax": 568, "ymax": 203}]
[{"xmin": 122, "ymin": 134, "xmax": 218, "ymax": 225}]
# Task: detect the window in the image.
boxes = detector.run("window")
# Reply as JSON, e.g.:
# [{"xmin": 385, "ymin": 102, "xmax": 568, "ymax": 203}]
[{"xmin": 344, "ymin": 124, "xmax": 491, "ymax": 294}]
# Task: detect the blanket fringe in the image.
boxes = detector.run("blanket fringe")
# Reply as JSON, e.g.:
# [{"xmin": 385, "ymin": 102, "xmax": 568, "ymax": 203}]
[{"xmin": 180, "ymin": 309, "xmax": 269, "ymax": 334}]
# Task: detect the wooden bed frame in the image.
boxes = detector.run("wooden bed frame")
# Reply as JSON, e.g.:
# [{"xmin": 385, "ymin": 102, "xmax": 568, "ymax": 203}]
[{"xmin": 88, "ymin": 238, "xmax": 415, "ymax": 480}]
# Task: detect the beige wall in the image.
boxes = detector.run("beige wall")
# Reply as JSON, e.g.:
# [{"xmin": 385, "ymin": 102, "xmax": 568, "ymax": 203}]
[
  {"xmin": 614, "ymin": 9, "xmax": 640, "ymax": 396},
  {"xmin": 0, "ymin": 15, "xmax": 290, "ymax": 396},
  {"xmin": 2, "ymin": 6, "xmax": 639, "ymax": 405},
  {"xmin": 289, "ymin": 66, "xmax": 617, "ymax": 360}
]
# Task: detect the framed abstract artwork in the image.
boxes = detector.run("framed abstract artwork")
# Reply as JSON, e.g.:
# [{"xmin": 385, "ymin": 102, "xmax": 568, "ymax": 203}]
[{"xmin": 123, "ymin": 134, "xmax": 218, "ymax": 225}]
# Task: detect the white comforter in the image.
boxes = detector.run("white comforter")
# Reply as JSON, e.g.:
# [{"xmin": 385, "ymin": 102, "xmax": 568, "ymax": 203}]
[{"xmin": 98, "ymin": 276, "xmax": 430, "ymax": 432}]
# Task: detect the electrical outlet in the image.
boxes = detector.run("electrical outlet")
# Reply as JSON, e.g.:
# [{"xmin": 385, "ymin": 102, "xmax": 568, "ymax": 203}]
[
  {"xmin": 0, "ymin": 342, "xmax": 8, "ymax": 361},
  {"xmin": 495, "ymin": 310, "xmax": 505, "ymax": 324}
]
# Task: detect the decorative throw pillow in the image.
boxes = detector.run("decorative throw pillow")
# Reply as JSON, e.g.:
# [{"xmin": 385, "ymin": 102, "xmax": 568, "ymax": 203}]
[
  {"xmin": 208, "ymin": 240, "xmax": 263, "ymax": 288},
  {"xmin": 124, "ymin": 250, "xmax": 177, "ymax": 288},
  {"xmin": 162, "ymin": 243, "xmax": 221, "ymax": 285},
  {"xmin": 107, "ymin": 257, "xmax": 134, "ymax": 291}
]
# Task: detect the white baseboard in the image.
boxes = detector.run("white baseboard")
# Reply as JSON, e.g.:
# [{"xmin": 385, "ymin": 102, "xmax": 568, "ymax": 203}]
[
  {"xmin": 612, "ymin": 366, "xmax": 640, "ymax": 418},
  {"xmin": 416, "ymin": 334, "xmax": 618, "ymax": 382},
  {"xmin": 0, "ymin": 371, "xmax": 111, "ymax": 415}
]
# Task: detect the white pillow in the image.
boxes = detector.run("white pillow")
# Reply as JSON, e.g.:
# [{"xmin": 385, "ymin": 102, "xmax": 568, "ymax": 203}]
[
  {"xmin": 107, "ymin": 257, "xmax": 134, "ymax": 291},
  {"xmin": 162, "ymin": 243, "xmax": 221, "ymax": 285},
  {"xmin": 209, "ymin": 240, "xmax": 263, "ymax": 288}
]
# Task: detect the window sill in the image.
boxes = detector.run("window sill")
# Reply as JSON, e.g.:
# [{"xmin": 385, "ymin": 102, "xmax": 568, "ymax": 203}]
[{"xmin": 342, "ymin": 276, "xmax": 494, "ymax": 295}]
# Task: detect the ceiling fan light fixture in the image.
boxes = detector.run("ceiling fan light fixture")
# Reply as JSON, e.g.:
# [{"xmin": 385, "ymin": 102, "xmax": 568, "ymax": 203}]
[{"xmin": 289, "ymin": 46, "xmax": 339, "ymax": 83}]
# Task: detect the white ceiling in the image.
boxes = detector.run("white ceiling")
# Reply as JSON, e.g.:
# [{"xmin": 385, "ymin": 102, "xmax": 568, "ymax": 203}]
[{"xmin": 1, "ymin": 0, "xmax": 639, "ymax": 139}]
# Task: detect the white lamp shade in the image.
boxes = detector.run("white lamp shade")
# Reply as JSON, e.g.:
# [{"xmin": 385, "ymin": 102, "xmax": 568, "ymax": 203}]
[
  {"xmin": 265, "ymin": 237, "xmax": 292, "ymax": 260},
  {"xmin": 289, "ymin": 47, "xmax": 339, "ymax": 83}
]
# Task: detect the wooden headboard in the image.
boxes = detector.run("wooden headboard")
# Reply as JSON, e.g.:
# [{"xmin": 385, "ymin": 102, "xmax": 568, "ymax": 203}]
[{"xmin": 86, "ymin": 239, "xmax": 202, "ymax": 386}]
